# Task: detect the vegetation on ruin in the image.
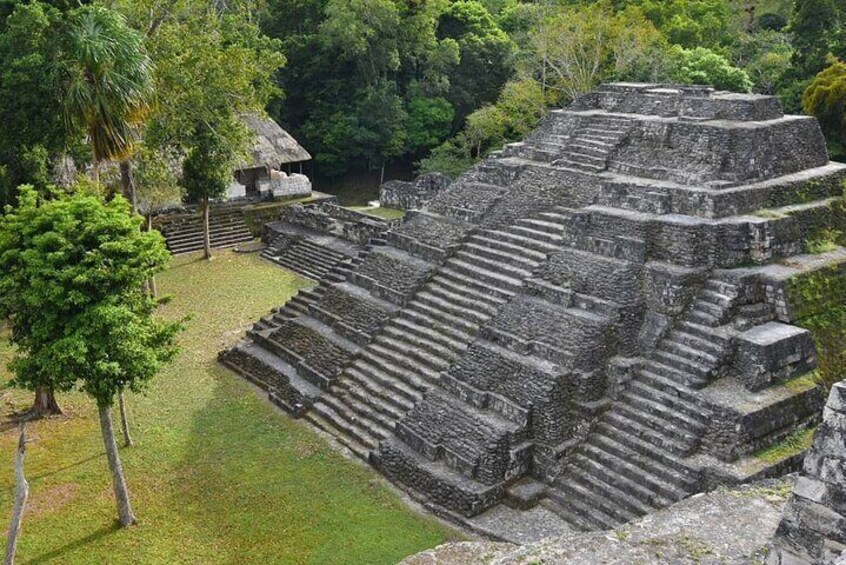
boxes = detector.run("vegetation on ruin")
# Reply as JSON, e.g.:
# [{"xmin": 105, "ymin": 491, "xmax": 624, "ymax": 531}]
[
  {"xmin": 0, "ymin": 251, "xmax": 456, "ymax": 563},
  {"xmin": 753, "ymin": 426, "xmax": 815, "ymax": 465}
]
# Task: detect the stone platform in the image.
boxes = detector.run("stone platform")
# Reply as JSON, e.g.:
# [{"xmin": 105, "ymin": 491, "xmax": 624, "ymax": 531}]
[{"xmin": 220, "ymin": 83, "xmax": 846, "ymax": 537}]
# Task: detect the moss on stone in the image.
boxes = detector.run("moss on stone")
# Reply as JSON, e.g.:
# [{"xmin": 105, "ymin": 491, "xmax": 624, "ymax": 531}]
[{"xmin": 753, "ymin": 426, "xmax": 815, "ymax": 465}]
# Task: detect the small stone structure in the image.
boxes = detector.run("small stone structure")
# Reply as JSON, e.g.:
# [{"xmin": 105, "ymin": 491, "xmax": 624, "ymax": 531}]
[
  {"xmin": 260, "ymin": 201, "xmax": 400, "ymax": 281},
  {"xmin": 769, "ymin": 380, "xmax": 846, "ymax": 564},
  {"xmin": 221, "ymin": 83, "xmax": 846, "ymax": 535},
  {"xmin": 380, "ymin": 173, "xmax": 452, "ymax": 210}
]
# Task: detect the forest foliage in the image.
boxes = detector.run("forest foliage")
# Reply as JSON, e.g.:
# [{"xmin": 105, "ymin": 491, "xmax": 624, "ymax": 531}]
[{"xmin": 2, "ymin": 0, "xmax": 846, "ymax": 200}]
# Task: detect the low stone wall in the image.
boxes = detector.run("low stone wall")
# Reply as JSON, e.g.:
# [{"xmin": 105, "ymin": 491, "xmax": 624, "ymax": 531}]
[
  {"xmin": 768, "ymin": 380, "xmax": 846, "ymax": 564},
  {"xmin": 379, "ymin": 173, "xmax": 452, "ymax": 210}
]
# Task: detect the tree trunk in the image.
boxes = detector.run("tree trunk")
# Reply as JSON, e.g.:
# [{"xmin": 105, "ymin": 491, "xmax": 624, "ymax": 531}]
[
  {"xmin": 5, "ymin": 422, "xmax": 29, "ymax": 565},
  {"xmin": 118, "ymin": 392, "xmax": 133, "ymax": 448},
  {"xmin": 29, "ymin": 387, "xmax": 62, "ymax": 418},
  {"xmin": 202, "ymin": 196, "xmax": 212, "ymax": 260},
  {"xmin": 145, "ymin": 215, "xmax": 158, "ymax": 298},
  {"xmin": 119, "ymin": 161, "xmax": 137, "ymax": 213},
  {"xmin": 97, "ymin": 402, "xmax": 136, "ymax": 527}
]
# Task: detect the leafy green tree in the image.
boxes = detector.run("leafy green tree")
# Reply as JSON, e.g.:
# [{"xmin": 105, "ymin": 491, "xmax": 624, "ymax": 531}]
[
  {"xmin": 532, "ymin": 2, "xmax": 664, "ymax": 103},
  {"xmin": 669, "ymin": 46, "xmax": 753, "ymax": 92},
  {"xmin": 631, "ymin": 0, "xmax": 732, "ymax": 49},
  {"xmin": 182, "ymin": 120, "xmax": 242, "ymax": 259},
  {"xmin": 803, "ymin": 60, "xmax": 846, "ymax": 158},
  {"xmin": 0, "ymin": 2, "xmax": 70, "ymax": 207},
  {"xmin": 790, "ymin": 0, "xmax": 845, "ymax": 79},
  {"xmin": 406, "ymin": 97, "xmax": 455, "ymax": 155},
  {"xmin": 0, "ymin": 186, "xmax": 181, "ymax": 526},
  {"xmin": 731, "ymin": 29, "xmax": 793, "ymax": 94},
  {"xmin": 438, "ymin": 0, "xmax": 515, "ymax": 121},
  {"xmin": 61, "ymin": 5, "xmax": 153, "ymax": 198}
]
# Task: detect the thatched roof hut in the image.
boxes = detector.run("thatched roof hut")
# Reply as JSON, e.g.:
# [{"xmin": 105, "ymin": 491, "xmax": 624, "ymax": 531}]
[{"xmin": 238, "ymin": 114, "xmax": 311, "ymax": 171}]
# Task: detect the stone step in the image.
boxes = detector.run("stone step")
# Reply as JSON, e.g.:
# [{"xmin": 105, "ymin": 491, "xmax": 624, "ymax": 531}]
[
  {"xmin": 166, "ymin": 226, "xmax": 252, "ymax": 246},
  {"xmin": 339, "ymin": 370, "xmax": 415, "ymax": 414},
  {"xmin": 330, "ymin": 386, "xmax": 399, "ymax": 434},
  {"xmin": 554, "ymin": 476, "xmax": 636, "ymax": 525},
  {"xmin": 637, "ymin": 368, "xmax": 706, "ymax": 402},
  {"xmin": 382, "ymin": 324, "xmax": 461, "ymax": 359},
  {"xmin": 705, "ymin": 279, "xmax": 740, "ymax": 297},
  {"xmin": 643, "ymin": 360, "xmax": 708, "ymax": 390},
  {"xmin": 544, "ymin": 488, "xmax": 621, "ymax": 531},
  {"xmin": 652, "ymin": 349, "xmax": 712, "ymax": 379},
  {"xmin": 614, "ymin": 402, "xmax": 701, "ymax": 448},
  {"xmin": 554, "ymin": 158, "xmax": 604, "ymax": 173},
  {"xmin": 270, "ymin": 257, "xmax": 325, "ymax": 281},
  {"xmin": 373, "ymin": 334, "xmax": 453, "ymax": 374},
  {"xmin": 452, "ymin": 250, "xmax": 534, "ymax": 282},
  {"xmin": 310, "ymin": 400, "xmax": 379, "ymax": 451},
  {"xmin": 347, "ymin": 363, "xmax": 421, "ymax": 405},
  {"xmin": 604, "ymin": 411, "xmax": 693, "ymax": 457},
  {"xmin": 429, "ymin": 272, "xmax": 511, "ymax": 307},
  {"xmin": 414, "ymin": 290, "xmax": 491, "ymax": 326},
  {"xmin": 168, "ymin": 233, "xmax": 254, "ymax": 254},
  {"xmin": 566, "ymin": 142, "xmax": 610, "ymax": 158},
  {"xmin": 595, "ymin": 422, "xmax": 688, "ymax": 471},
  {"xmin": 288, "ymin": 245, "xmax": 343, "ymax": 268},
  {"xmin": 667, "ymin": 329, "xmax": 727, "ymax": 358},
  {"xmin": 505, "ymin": 225, "xmax": 563, "ymax": 246},
  {"xmin": 562, "ymin": 151, "xmax": 607, "ymax": 167},
  {"xmin": 699, "ymin": 289, "xmax": 734, "ymax": 308},
  {"xmin": 425, "ymin": 281, "xmax": 501, "ymax": 316},
  {"xmin": 568, "ymin": 455, "xmax": 661, "ymax": 516},
  {"xmin": 283, "ymin": 248, "xmax": 336, "ymax": 272},
  {"xmin": 676, "ymin": 322, "xmax": 732, "ymax": 348},
  {"xmin": 436, "ymin": 268, "xmax": 518, "ymax": 303},
  {"xmin": 396, "ymin": 309, "xmax": 474, "ymax": 344},
  {"xmin": 461, "ymin": 242, "xmax": 540, "ymax": 271},
  {"xmin": 370, "ymin": 338, "xmax": 450, "ymax": 377},
  {"xmin": 441, "ymin": 260, "xmax": 525, "ymax": 295},
  {"xmin": 482, "ymin": 229, "xmax": 559, "ymax": 254},
  {"xmin": 304, "ymin": 409, "xmax": 371, "ymax": 459},
  {"xmin": 573, "ymin": 137, "xmax": 615, "ymax": 148},
  {"xmin": 691, "ymin": 299, "xmax": 727, "ymax": 320},
  {"xmin": 586, "ymin": 436, "xmax": 698, "ymax": 495},
  {"xmin": 363, "ymin": 345, "xmax": 442, "ymax": 386},
  {"xmin": 626, "ymin": 379, "xmax": 709, "ymax": 423},
  {"xmin": 469, "ymin": 234, "xmax": 548, "ymax": 262},
  {"xmin": 406, "ymin": 299, "xmax": 480, "ymax": 335},
  {"xmin": 514, "ymin": 218, "xmax": 566, "ymax": 236},
  {"xmin": 657, "ymin": 339, "xmax": 720, "ymax": 367}
]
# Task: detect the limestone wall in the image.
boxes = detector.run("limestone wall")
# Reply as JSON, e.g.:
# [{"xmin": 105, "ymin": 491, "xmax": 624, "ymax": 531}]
[{"xmin": 769, "ymin": 381, "xmax": 846, "ymax": 564}]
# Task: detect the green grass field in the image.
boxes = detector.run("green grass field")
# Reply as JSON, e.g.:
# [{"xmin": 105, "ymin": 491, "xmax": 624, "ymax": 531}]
[{"xmin": 0, "ymin": 251, "xmax": 457, "ymax": 564}]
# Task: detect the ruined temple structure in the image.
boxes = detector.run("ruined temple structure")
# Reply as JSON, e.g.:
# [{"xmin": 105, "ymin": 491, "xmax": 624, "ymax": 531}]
[{"xmin": 221, "ymin": 83, "xmax": 846, "ymax": 532}]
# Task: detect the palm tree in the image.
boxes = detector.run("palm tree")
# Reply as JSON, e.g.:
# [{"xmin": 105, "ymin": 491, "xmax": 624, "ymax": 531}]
[
  {"xmin": 61, "ymin": 5, "xmax": 153, "ymax": 202},
  {"xmin": 60, "ymin": 5, "xmax": 154, "ymax": 450}
]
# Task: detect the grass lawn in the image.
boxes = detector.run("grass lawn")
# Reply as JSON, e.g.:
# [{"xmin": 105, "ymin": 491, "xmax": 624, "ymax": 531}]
[
  {"xmin": 346, "ymin": 206, "xmax": 406, "ymax": 220},
  {"xmin": 0, "ymin": 251, "xmax": 457, "ymax": 564}
]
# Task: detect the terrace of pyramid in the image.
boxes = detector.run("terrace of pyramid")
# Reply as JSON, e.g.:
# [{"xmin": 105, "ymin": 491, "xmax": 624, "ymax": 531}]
[{"xmin": 221, "ymin": 83, "xmax": 846, "ymax": 535}]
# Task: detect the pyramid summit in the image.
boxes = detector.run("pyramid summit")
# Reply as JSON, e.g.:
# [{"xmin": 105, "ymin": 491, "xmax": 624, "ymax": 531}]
[{"xmin": 221, "ymin": 83, "xmax": 846, "ymax": 535}]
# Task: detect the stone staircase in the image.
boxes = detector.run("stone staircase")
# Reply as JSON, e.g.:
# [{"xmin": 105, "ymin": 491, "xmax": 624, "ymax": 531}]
[
  {"xmin": 157, "ymin": 207, "xmax": 254, "ymax": 255},
  {"xmin": 544, "ymin": 277, "xmax": 739, "ymax": 530},
  {"xmin": 553, "ymin": 115, "xmax": 633, "ymax": 173},
  {"xmin": 261, "ymin": 236, "xmax": 351, "ymax": 281},
  {"xmin": 303, "ymin": 215, "xmax": 569, "ymax": 459}
]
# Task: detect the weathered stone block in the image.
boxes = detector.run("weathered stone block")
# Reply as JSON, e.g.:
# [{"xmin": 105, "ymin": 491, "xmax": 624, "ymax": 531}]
[{"xmin": 733, "ymin": 322, "xmax": 817, "ymax": 391}]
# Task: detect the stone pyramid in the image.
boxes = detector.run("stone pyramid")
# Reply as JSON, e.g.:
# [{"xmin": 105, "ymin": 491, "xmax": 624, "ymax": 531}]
[{"xmin": 221, "ymin": 83, "xmax": 846, "ymax": 532}]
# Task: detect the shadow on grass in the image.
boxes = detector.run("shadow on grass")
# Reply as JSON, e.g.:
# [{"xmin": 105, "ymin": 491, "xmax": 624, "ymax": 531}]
[
  {"xmin": 29, "ymin": 452, "xmax": 103, "ymax": 481},
  {"xmin": 26, "ymin": 524, "xmax": 121, "ymax": 565},
  {"xmin": 171, "ymin": 359, "xmax": 451, "ymax": 564}
]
